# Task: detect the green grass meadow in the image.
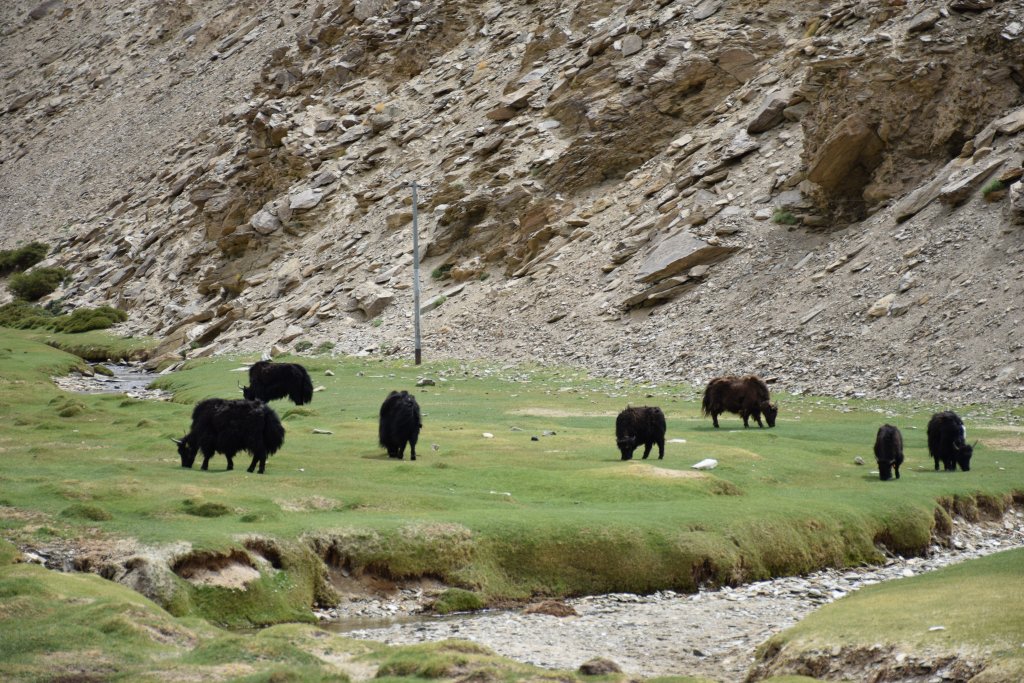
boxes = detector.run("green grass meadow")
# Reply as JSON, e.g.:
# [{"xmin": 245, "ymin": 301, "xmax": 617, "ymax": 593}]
[{"xmin": 1, "ymin": 327, "xmax": 1024, "ymax": 680}]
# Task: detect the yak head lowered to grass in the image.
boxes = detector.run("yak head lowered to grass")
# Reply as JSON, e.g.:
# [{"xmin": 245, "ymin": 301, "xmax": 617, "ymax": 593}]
[
  {"xmin": 701, "ymin": 375, "xmax": 777, "ymax": 429},
  {"xmin": 173, "ymin": 398, "xmax": 285, "ymax": 474},
  {"xmin": 615, "ymin": 406, "xmax": 666, "ymax": 461}
]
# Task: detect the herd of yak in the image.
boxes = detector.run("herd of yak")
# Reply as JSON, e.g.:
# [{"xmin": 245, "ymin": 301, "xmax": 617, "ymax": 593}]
[{"xmin": 174, "ymin": 362, "xmax": 973, "ymax": 480}]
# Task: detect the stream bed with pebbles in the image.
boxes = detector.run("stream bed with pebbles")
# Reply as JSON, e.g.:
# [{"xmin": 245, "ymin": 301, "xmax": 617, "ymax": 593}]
[{"xmin": 320, "ymin": 513, "xmax": 1024, "ymax": 682}]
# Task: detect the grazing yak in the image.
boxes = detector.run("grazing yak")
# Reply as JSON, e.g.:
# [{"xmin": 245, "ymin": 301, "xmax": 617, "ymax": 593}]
[
  {"xmin": 702, "ymin": 375, "xmax": 777, "ymax": 428},
  {"xmin": 927, "ymin": 411, "xmax": 974, "ymax": 472},
  {"xmin": 379, "ymin": 390, "xmax": 421, "ymax": 461},
  {"xmin": 174, "ymin": 398, "xmax": 285, "ymax": 474},
  {"xmin": 242, "ymin": 360, "xmax": 314, "ymax": 405},
  {"xmin": 873, "ymin": 424, "xmax": 904, "ymax": 481},
  {"xmin": 615, "ymin": 406, "xmax": 666, "ymax": 460}
]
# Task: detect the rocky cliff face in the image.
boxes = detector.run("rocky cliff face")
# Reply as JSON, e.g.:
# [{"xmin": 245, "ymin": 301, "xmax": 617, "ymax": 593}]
[{"xmin": 2, "ymin": 0, "xmax": 1023, "ymax": 403}]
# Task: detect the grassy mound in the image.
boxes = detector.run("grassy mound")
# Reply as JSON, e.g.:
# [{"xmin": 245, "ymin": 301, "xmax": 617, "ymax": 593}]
[{"xmin": 750, "ymin": 548, "xmax": 1024, "ymax": 682}]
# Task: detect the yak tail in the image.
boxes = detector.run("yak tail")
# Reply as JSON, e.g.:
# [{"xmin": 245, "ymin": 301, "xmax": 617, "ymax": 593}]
[
  {"xmin": 264, "ymin": 410, "xmax": 286, "ymax": 456},
  {"xmin": 297, "ymin": 368, "xmax": 314, "ymax": 405},
  {"xmin": 701, "ymin": 386, "xmax": 713, "ymax": 417}
]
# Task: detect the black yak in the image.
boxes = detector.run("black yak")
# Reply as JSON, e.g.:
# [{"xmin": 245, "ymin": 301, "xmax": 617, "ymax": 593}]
[
  {"xmin": 379, "ymin": 390, "xmax": 421, "ymax": 461},
  {"xmin": 242, "ymin": 360, "xmax": 314, "ymax": 405},
  {"xmin": 615, "ymin": 406, "xmax": 666, "ymax": 460},
  {"xmin": 927, "ymin": 411, "xmax": 973, "ymax": 472},
  {"xmin": 873, "ymin": 424, "xmax": 904, "ymax": 481},
  {"xmin": 174, "ymin": 398, "xmax": 285, "ymax": 474},
  {"xmin": 701, "ymin": 375, "xmax": 777, "ymax": 428}
]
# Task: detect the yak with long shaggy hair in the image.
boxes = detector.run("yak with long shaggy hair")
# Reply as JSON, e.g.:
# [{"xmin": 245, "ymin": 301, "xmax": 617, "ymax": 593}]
[
  {"xmin": 927, "ymin": 411, "xmax": 974, "ymax": 472},
  {"xmin": 615, "ymin": 406, "xmax": 666, "ymax": 461},
  {"xmin": 242, "ymin": 360, "xmax": 314, "ymax": 405},
  {"xmin": 174, "ymin": 398, "xmax": 285, "ymax": 474},
  {"xmin": 873, "ymin": 424, "xmax": 904, "ymax": 481},
  {"xmin": 701, "ymin": 375, "xmax": 777, "ymax": 429},
  {"xmin": 379, "ymin": 390, "xmax": 422, "ymax": 461}
]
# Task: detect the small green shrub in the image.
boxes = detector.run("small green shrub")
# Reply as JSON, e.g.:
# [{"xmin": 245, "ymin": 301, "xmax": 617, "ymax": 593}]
[
  {"xmin": 0, "ymin": 301, "xmax": 52, "ymax": 329},
  {"xmin": 61, "ymin": 504, "xmax": 113, "ymax": 521},
  {"xmin": 8, "ymin": 267, "xmax": 69, "ymax": 301},
  {"xmin": 371, "ymin": 318, "xmax": 383, "ymax": 328},
  {"xmin": 294, "ymin": 340, "xmax": 313, "ymax": 352},
  {"xmin": 0, "ymin": 242, "xmax": 48, "ymax": 277},
  {"xmin": 315, "ymin": 341, "xmax": 335, "ymax": 354},
  {"xmin": 431, "ymin": 588, "xmax": 485, "ymax": 614},
  {"xmin": 51, "ymin": 306, "xmax": 127, "ymax": 333},
  {"xmin": 981, "ymin": 179, "xmax": 1005, "ymax": 198},
  {"xmin": 431, "ymin": 264, "xmax": 453, "ymax": 280},
  {"xmin": 478, "ymin": 272, "xmax": 490, "ymax": 281},
  {"xmin": 772, "ymin": 209, "xmax": 799, "ymax": 225}
]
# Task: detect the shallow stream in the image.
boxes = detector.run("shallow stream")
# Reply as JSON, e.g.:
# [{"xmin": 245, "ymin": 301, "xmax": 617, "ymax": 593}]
[{"xmin": 320, "ymin": 513, "xmax": 1024, "ymax": 682}]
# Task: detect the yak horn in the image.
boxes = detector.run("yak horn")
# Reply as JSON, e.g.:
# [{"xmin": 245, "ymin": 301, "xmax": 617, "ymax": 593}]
[{"xmin": 170, "ymin": 437, "xmax": 182, "ymax": 444}]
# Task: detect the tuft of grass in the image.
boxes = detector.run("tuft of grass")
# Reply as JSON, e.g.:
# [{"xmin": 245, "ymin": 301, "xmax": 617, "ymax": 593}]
[
  {"xmin": 294, "ymin": 340, "xmax": 313, "ymax": 353},
  {"xmin": 431, "ymin": 587, "xmax": 486, "ymax": 614},
  {"xmin": 7, "ymin": 267, "xmax": 69, "ymax": 301},
  {"xmin": 772, "ymin": 209, "xmax": 799, "ymax": 225},
  {"xmin": 182, "ymin": 500, "xmax": 231, "ymax": 518},
  {"xmin": 981, "ymin": 178, "xmax": 1006, "ymax": 199},
  {"xmin": 61, "ymin": 504, "xmax": 113, "ymax": 521},
  {"xmin": 431, "ymin": 264, "xmax": 453, "ymax": 280}
]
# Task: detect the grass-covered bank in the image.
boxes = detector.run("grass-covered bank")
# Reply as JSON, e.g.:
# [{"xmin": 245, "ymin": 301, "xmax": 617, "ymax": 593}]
[
  {"xmin": 1, "ymin": 327, "xmax": 1023, "ymax": 628},
  {"xmin": 750, "ymin": 547, "xmax": 1024, "ymax": 681},
  {"xmin": 0, "ymin": 539, "xmax": 612, "ymax": 683}
]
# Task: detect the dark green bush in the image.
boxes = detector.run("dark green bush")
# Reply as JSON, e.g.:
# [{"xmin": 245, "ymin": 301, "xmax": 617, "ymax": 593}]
[
  {"xmin": 51, "ymin": 306, "xmax": 127, "ymax": 333},
  {"xmin": 0, "ymin": 302, "xmax": 126, "ymax": 333},
  {"xmin": 0, "ymin": 301, "xmax": 53, "ymax": 329},
  {"xmin": 0, "ymin": 242, "xmax": 49, "ymax": 277},
  {"xmin": 8, "ymin": 267, "xmax": 69, "ymax": 301}
]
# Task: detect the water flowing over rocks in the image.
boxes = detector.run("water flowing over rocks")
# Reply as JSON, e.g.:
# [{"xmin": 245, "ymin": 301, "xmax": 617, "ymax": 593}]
[{"xmin": 321, "ymin": 513, "xmax": 1024, "ymax": 682}]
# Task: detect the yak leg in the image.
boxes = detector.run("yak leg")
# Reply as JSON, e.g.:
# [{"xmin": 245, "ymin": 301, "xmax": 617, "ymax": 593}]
[
  {"xmin": 224, "ymin": 452, "xmax": 234, "ymax": 471},
  {"xmin": 200, "ymin": 447, "xmax": 215, "ymax": 471},
  {"xmin": 712, "ymin": 413, "xmax": 720, "ymax": 429},
  {"xmin": 642, "ymin": 442, "xmax": 653, "ymax": 459},
  {"xmin": 409, "ymin": 438, "xmax": 417, "ymax": 461},
  {"xmin": 657, "ymin": 438, "xmax": 665, "ymax": 460},
  {"xmin": 894, "ymin": 462, "xmax": 900, "ymax": 479},
  {"xmin": 741, "ymin": 411, "xmax": 750, "ymax": 428}
]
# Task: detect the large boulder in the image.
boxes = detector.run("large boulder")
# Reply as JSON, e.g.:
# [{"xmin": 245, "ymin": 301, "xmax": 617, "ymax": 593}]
[
  {"xmin": 351, "ymin": 282, "xmax": 395, "ymax": 319},
  {"xmin": 635, "ymin": 232, "xmax": 738, "ymax": 284}
]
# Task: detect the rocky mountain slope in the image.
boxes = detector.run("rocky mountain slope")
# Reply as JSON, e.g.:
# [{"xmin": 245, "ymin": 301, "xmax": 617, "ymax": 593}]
[{"xmin": 2, "ymin": 0, "xmax": 1023, "ymax": 403}]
